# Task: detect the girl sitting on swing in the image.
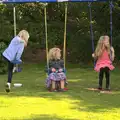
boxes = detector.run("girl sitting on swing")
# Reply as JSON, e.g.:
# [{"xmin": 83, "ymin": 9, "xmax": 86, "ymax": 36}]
[
  {"xmin": 46, "ymin": 47, "xmax": 67, "ymax": 92},
  {"xmin": 92, "ymin": 35, "xmax": 115, "ymax": 91}
]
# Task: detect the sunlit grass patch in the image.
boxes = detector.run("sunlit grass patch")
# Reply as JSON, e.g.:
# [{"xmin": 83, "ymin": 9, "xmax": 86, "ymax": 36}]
[{"xmin": 0, "ymin": 64, "xmax": 120, "ymax": 120}]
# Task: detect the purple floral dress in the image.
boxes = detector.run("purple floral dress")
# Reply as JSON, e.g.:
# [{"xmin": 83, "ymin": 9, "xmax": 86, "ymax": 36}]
[{"xmin": 46, "ymin": 59, "xmax": 66, "ymax": 88}]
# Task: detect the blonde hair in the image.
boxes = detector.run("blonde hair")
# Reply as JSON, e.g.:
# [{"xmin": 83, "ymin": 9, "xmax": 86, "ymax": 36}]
[
  {"xmin": 95, "ymin": 35, "xmax": 110, "ymax": 57},
  {"xmin": 48, "ymin": 48, "xmax": 61, "ymax": 60},
  {"xmin": 18, "ymin": 30, "xmax": 29, "ymax": 42}
]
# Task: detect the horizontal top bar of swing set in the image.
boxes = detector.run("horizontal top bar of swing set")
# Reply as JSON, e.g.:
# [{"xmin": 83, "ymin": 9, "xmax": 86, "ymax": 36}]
[{"xmin": 0, "ymin": 0, "xmax": 108, "ymax": 4}]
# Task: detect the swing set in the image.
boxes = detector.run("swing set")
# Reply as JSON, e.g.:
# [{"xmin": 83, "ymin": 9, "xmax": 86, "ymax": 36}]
[{"xmin": 0, "ymin": 0, "xmax": 114, "ymax": 71}]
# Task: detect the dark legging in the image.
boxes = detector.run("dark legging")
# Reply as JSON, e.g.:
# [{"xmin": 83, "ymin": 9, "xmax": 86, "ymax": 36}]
[
  {"xmin": 3, "ymin": 56, "xmax": 14, "ymax": 83},
  {"xmin": 8, "ymin": 61, "xmax": 14, "ymax": 83},
  {"xmin": 99, "ymin": 67, "xmax": 110, "ymax": 89}
]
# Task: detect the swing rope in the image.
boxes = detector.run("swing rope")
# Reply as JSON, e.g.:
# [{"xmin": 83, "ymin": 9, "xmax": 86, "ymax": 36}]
[
  {"xmin": 109, "ymin": 0, "xmax": 113, "ymax": 46},
  {"xmin": 44, "ymin": 5, "xmax": 49, "ymax": 69},
  {"xmin": 88, "ymin": 2, "xmax": 95, "ymax": 67},
  {"xmin": 109, "ymin": 1, "xmax": 114, "ymax": 61},
  {"xmin": 88, "ymin": 2, "xmax": 94, "ymax": 52},
  {"xmin": 63, "ymin": 2, "xmax": 68, "ymax": 69}
]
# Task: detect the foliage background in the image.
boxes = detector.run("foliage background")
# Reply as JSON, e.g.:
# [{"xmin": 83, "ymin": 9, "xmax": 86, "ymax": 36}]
[{"xmin": 0, "ymin": 1, "xmax": 120, "ymax": 64}]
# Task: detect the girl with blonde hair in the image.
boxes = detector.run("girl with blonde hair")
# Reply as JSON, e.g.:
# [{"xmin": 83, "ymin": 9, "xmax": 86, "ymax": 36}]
[
  {"xmin": 92, "ymin": 35, "xmax": 115, "ymax": 91},
  {"xmin": 2, "ymin": 30, "xmax": 29, "ymax": 92},
  {"xmin": 46, "ymin": 47, "xmax": 67, "ymax": 92}
]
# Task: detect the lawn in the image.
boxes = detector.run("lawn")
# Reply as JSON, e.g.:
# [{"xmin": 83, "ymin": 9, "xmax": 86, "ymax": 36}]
[{"xmin": 0, "ymin": 63, "xmax": 120, "ymax": 120}]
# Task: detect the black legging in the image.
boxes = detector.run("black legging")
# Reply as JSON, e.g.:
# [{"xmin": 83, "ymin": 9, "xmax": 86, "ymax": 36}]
[
  {"xmin": 3, "ymin": 56, "xmax": 14, "ymax": 83},
  {"xmin": 8, "ymin": 61, "xmax": 14, "ymax": 83},
  {"xmin": 99, "ymin": 67, "xmax": 110, "ymax": 89}
]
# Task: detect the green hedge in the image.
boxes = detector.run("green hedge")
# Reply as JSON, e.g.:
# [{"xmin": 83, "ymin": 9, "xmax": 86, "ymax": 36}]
[{"xmin": 0, "ymin": 42, "xmax": 7, "ymax": 74}]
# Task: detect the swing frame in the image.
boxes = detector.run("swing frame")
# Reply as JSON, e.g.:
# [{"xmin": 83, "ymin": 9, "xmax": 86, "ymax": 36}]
[
  {"xmin": 44, "ymin": 0, "xmax": 113, "ymax": 70},
  {"xmin": 1, "ymin": 0, "xmax": 112, "ymax": 69},
  {"xmin": 1, "ymin": 0, "xmax": 114, "ymax": 91}
]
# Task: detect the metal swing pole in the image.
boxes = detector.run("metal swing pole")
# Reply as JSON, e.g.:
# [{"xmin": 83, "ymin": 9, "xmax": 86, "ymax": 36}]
[
  {"xmin": 63, "ymin": 2, "xmax": 68, "ymax": 69},
  {"xmin": 109, "ymin": 1, "xmax": 113, "ymax": 46},
  {"xmin": 44, "ymin": 5, "xmax": 49, "ymax": 69},
  {"xmin": 13, "ymin": 5, "xmax": 18, "ymax": 73},
  {"xmin": 13, "ymin": 5, "xmax": 16, "ymax": 36}
]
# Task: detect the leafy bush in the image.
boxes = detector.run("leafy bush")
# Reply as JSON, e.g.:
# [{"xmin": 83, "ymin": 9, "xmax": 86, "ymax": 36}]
[{"xmin": 0, "ymin": 42, "xmax": 7, "ymax": 74}]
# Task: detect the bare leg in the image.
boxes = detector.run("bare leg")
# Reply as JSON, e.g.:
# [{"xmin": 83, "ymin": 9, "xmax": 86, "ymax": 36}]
[
  {"xmin": 60, "ymin": 80, "xmax": 64, "ymax": 89},
  {"xmin": 52, "ymin": 81, "xmax": 55, "ymax": 89}
]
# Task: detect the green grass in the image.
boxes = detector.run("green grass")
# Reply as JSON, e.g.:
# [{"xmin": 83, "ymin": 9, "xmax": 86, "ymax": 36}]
[{"xmin": 0, "ymin": 63, "xmax": 120, "ymax": 120}]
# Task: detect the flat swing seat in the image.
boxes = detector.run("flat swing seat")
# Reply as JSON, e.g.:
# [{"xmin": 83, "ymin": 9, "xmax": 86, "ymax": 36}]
[{"xmin": 86, "ymin": 87, "xmax": 113, "ymax": 94}]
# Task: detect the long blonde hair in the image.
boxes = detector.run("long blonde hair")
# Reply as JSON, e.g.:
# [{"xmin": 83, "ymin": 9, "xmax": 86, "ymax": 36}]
[
  {"xmin": 18, "ymin": 30, "xmax": 29, "ymax": 43},
  {"xmin": 95, "ymin": 36, "xmax": 110, "ymax": 57},
  {"xmin": 48, "ymin": 48, "xmax": 61, "ymax": 60}
]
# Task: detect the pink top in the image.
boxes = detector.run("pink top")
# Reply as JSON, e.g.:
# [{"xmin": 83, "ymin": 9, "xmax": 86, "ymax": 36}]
[{"xmin": 94, "ymin": 50, "xmax": 114, "ymax": 72}]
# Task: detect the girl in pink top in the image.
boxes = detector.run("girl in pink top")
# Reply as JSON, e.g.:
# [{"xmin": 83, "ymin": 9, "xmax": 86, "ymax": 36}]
[{"xmin": 92, "ymin": 36, "xmax": 115, "ymax": 90}]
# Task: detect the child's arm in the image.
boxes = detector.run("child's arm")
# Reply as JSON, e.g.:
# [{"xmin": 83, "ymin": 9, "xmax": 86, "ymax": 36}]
[
  {"xmin": 111, "ymin": 47, "xmax": 115, "ymax": 61},
  {"xmin": 92, "ymin": 53, "xmax": 98, "ymax": 60},
  {"xmin": 92, "ymin": 53, "xmax": 95, "ymax": 58},
  {"xmin": 58, "ymin": 60, "xmax": 64, "ymax": 72},
  {"xmin": 49, "ymin": 60, "xmax": 56, "ymax": 72},
  {"xmin": 60, "ymin": 60, "xmax": 64, "ymax": 68},
  {"xmin": 19, "ymin": 39, "xmax": 27, "ymax": 47},
  {"xmin": 51, "ymin": 68, "xmax": 56, "ymax": 72},
  {"xmin": 15, "ymin": 43, "xmax": 24, "ymax": 63}
]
